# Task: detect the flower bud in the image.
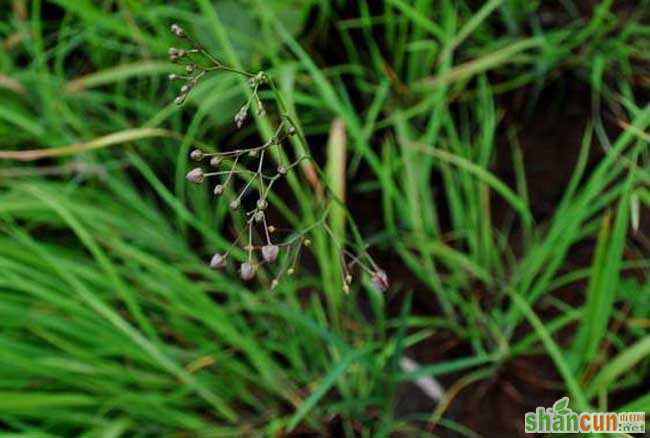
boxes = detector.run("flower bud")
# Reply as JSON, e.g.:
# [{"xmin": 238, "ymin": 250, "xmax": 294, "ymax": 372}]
[
  {"xmin": 256, "ymin": 199, "xmax": 268, "ymax": 210},
  {"xmin": 209, "ymin": 253, "xmax": 226, "ymax": 269},
  {"xmin": 229, "ymin": 199, "xmax": 240, "ymax": 209},
  {"xmin": 371, "ymin": 270, "xmax": 389, "ymax": 292},
  {"xmin": 209, "ymin": 156, "xmax": 222, "ymax": 167},
  {"xmin": 168, "ymin": 47, "xmax": 185, "ymax": 62},
  {"xmin": 213, "ymin": 184, "xmax": 224, "ymax": 195},
  {"xmin": 240, "ymin": 262, "xmax": 255, "ymax": 281},
  {"xmin": 262, "ymin": 245, "xmax": 279, "ymax": 263},
  {"xmin": 185, "ymin": 167, "xmax": 204, "ymax": 184},
  {"xmin": 190, "ymin": 149, "xmax": 204, "ymax": 161},
  {"xmin": 277, "ymin": 166, "xmax": 287, "ymax": 175},
  {"xmin": 254, "ymin": 211, "xmax": 264, "ymax": 222},
  {"xmin": 234, "ymin": 106, "xmax": 248, "ymax": 128},
  {"xmin": 168, "ymin": 74, "xmax": 177, "ymax": 80},
  {"xmin": 170, "ymin": 24, "xmax": 185, "ymax": 37}
]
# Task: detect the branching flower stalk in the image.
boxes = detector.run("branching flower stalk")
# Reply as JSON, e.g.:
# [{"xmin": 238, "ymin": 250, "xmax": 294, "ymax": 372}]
[{"xmin": 168, "ymin": 24, "xmax": 387, "ymax": 292}]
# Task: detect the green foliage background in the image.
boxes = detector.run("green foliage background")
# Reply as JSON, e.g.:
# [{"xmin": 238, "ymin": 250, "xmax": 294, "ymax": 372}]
[{"xmin": 0, "ymin": 0, "xmax": 648, "ymax": 435}]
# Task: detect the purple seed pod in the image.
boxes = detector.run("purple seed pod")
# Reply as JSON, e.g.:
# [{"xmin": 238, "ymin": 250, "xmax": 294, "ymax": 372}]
[
  {"xmin": 185, "ymin": 168, "xmax": 204, "ymax": 184},
  {"xmin": 209, "ymin": 253, "xmax": 226, "ymax": 269},
  {"xmin": 234, "ymin": 105, "xmax": 248, "ymax": 128},
  {"xmin": 168, "ymin": 47, "xmax": 185, "ymax": 62},
  {"xmin": 170, "ymin": 24, "xmax": 185, "ymax": 37},
  {"xmin": 240, "ymin": 262, "xmax": 255, "ymax": 281},
  {"xmin": 190, "ymin": 149, "xmax": 204, "ymax": 161},
  {"xmin": 371, "ymin": 269, "xmax": 389, "ymax": 292},
  {"xmin": 261, "ymin": 245, "xmax": 279, "ymax": 263}
]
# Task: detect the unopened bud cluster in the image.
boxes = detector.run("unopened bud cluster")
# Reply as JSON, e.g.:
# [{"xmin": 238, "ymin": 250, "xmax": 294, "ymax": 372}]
[
  {"xmin": 184, "ymin": 120, "xmax": 304, "ymax": 282},
  {"xmin": 168, "ymin": 24, "xmax": 389, "ymax": 292},
  {"xmin": 166, "ymin": 23, "xmax": 220, "ymax": 105}
]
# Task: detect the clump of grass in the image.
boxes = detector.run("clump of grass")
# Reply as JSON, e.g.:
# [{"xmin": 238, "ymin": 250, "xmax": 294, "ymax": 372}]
[{"xmin": 0, "ymin": 1, "xmax": 647, "ymax": 436}]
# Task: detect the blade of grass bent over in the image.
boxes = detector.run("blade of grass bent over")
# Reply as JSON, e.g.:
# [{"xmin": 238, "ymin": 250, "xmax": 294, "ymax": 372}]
[
  {"xmin": 287, "ymin": 345, "xmax": 372, "ymax": 431},
  {"xmin": 0, "ymin": 128, "xmax": 175, "ymax": 161}
]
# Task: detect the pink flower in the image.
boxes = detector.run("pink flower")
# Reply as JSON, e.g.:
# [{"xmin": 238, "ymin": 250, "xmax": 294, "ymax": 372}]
[
  {"xmin": 209, "ymin": 253, "xmax": 226, "ymax": 269},
  {"xmin": 262, "ymin": 245, "xmax": 279, "ymax": 263},
  {"xmin": 185, "ymin": 168, "xmax": 204, "ymax": 184},
  {"xmin": 240, "ymin": 262, "xmax": 255, "ymax": 281},
  {"xmin": 371, "ymin": 270, "xmax": 389, "ymax": 292}
]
